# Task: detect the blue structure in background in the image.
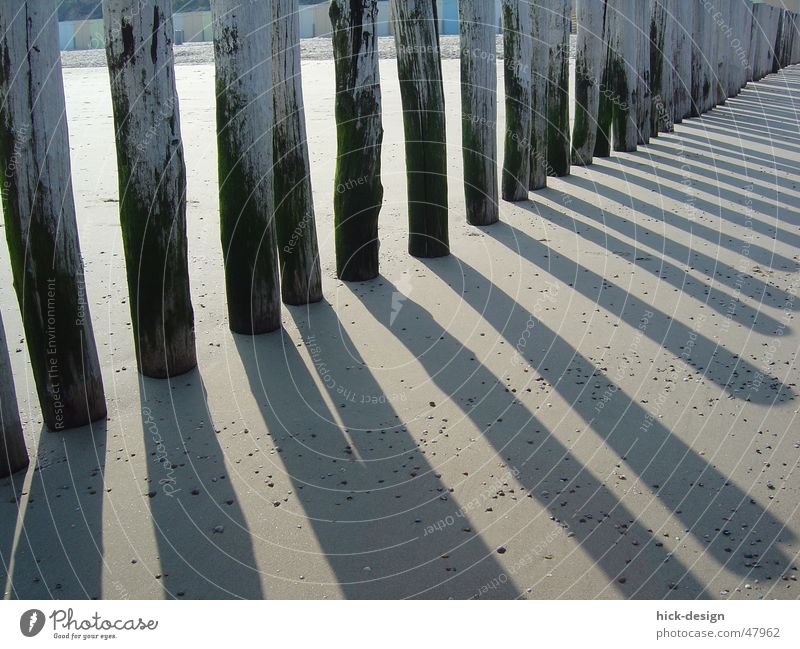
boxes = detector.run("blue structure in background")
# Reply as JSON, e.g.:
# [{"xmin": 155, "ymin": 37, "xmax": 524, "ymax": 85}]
[{"xmin": 441, "ymin": 0, "xmax": 459, "ymax": 35}]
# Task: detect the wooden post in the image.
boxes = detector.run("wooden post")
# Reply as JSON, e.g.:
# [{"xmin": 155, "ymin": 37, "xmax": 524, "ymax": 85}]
[
  {"xmin": 502, "ymin": 0, "xmax": 533, "ymax": 201},
  {"xmin": 459, "ymin": 0, "xmax": 499, "ymax": 223},
  {"xmin": 572, "ymin": 0, "xmax": 607, "ymax": 165},
  {"xmin": 636, "ymin": 0, "xmax": 652, "ymax": 144},
  {"xmin": 751, "ymin": 3, "xmax": 780, "ymax": 81},
  {"xmin": 692, "ymin": 0, "xmax": 716, "ymax": 113},
  {"xmin": 728, "ymin": 0, "xmax": 747, "ymax": 97},
  {"xmin": 211, "ymin": 0, "xmax": 281, "ymax": 334},
  {"xmin": 330, "ymin": 0, "xmax": 385, "ymax": 280},
  {"xmin": 741, "ymin": 1, "xmax": 755, "ymax": 87},
  {"xmin": 103, "ymin": 0, "xmax": 196, "ymax": 377},
  {"xmin": 715, "ymin": 0, "xmax": 731, "ymax": 106},
  {"xmin": 1, "ymin": 1, "xmax": 107, "ymax": 430},
  {"xmin": 593, "ymin": 3, "xmax": 614, "ymax": 157},
  {"xmin": 0, "ymin": 309, "xmax": 28, "ymax": 477},
  {"xmin": 673, "ymin": 0, "xmax": 692, "ymax": 122},
  {"xmin": 530, "ymin": 0, "xmax": 550, "ymax": 187},
  {"xmin": 775, "ymin": 9, "xmax": 795, "ymax": 71},
  {"xmin": 650, "ymin": 0, "xmax": 674, "ymax": 133},
  {"xmin": 791, "ymin": 12, "xmax": 800, "ymax": 64},
  {"xmin": 608, "ymin": 0, "xmax": 638, "ymax": 151},
  {"xmin": 546, "ymin": 0, "xmax": 571, "ymax": 176},
  {"xmin": 272, "ymin": 0, "xmax": 323, "ymax": 304},
  {"xmin": 749, "ymin": 2, "xmax": 760, "ymax": 81},
  {"xmin": 392, "ymin": 0, "xmax": 449, "ymax": 258}
]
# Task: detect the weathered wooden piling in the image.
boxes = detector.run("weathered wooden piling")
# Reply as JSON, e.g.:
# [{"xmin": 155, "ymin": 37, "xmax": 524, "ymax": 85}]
[
  {"xmin": 741, "ymin": 1, "xmax": 755, "ymax": 86},
  {"xmin": 330, "ymin": 0, "xmax": 385, "ymax": 280},
  {"xmin": 691, "ymin": 0, "xmax": 715, "ymax": 114},
  {"xmin": 103, "ymin": 0, "xmax": 196, "ymax": 377},
  {"xmin": 751, "ymin": 2, "xmax": 781, "ymax": 81},
  {"xmin": 636, "ymin": 0, "xmax": 652, "ymax": 143},
  {"xmin": 573, "ymin": 0, "xmax": 608, "ymax": 165},
  {"xmin": 651, "ymin": 0, "xmax": 674, "ymax": 133},
  {"xmin": 593, "ymin": 3, "xmax": 615, "ymax": 157},
  {"xmin": 775, "ymin": 9, "xmax": 796, "ymax": 71},
  {"xmin": 715, "ymin": 0, "xmax": 732, "ymax": 106},
  {"xmin": 607, "ymin": 0, "xmax": 638, "ymax": 151},
  {"xmin": 459, "ymin": 0, "xmax": 499, "ymax": 223},
  {"xmin": 546, "ymin": 0, "xmax": 572, "ymax": 176},
  {"xmin": 727, "ymin": 0, "xmax": 748, "ymax": 97},
  {"xmin": 530, "ymin": 0, "xmax": 550, "ymax": 187},
  {"xmin": 791, "ymin": 12, "xmax": 800, "ymax": 64},
  {"xmin": 212, "ymin": 0, "xmax": 281, "ymax": 334},
  {"xmin": 392, "ymin": 0, "xmax": 449, "ymax": 257},
  {"xmin": 273, "ymin": 0, "xmax": 323, "ymax": 304},
  {"xmin": 673, "ymin": 0, "xmax": 692, "ymax": 122},
  {"xmin": 1, "ymin": 1, "xmax": 107, "ymax": 429},
  {"xmin": 0, "ymin": 310, "xmax": 28, "ymax": 477},
  {"xmin": 502, "ymin": 0, "xmax": 533, "ymax": 201}
]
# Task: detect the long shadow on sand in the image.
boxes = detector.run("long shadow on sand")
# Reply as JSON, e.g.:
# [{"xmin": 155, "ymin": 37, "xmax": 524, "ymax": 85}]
[
  {"xmin": 353, "ymin": 278, "xmax": 713, "ymax": 597},
  {"xmin": 139, "ymin": 372, "xmax": 263, "ymax": 598},
  {"xmin": 566, "ymin": 169, "xmax": 797, "ymax": 279},
  {"xmin": 519, "ymin": 193, "xmax": 786, "ymax": 335},
  {"xmin": 408, "ymin": 252, "xmax": 796, "ymax": 589},
  {"xmin": 486, "ymin": 217, "xmax": 795, "ymax": 404},
  {"xmin": 609, "ymin": 147, "xmax": 800, "ymax": 250},
  {"xmin": 2, "ymin": 421, "xmax": 106, "ymax": 598},
  {"xmin": 234, "ymin": 310, "xmax": 520, "ymax": 599}
]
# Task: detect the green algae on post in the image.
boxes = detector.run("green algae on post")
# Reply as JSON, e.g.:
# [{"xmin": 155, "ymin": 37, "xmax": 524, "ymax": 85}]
[
  {"xmin": 103, "ymin": 0, "xmax": 196, "ymax": 377},
  {"xmin": 273, "ymin": 0, "xmax": 323, "ymax": 304},
  {"xmin": 330, "ymin": 0, "xmax": 385, "ymax": 280},
  {"xmin": 0, "ymin": 1, "xmax": 106, "ymax": 430},
  {"xmin": 391, "ymin": 0, "xmax": 450, "ymax": 258}
]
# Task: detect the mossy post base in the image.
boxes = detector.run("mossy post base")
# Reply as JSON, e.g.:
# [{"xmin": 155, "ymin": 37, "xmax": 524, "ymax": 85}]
[
  {"xmin": 530, "ymin": 1, "xmax": 549, "ymax": 188},
  {"xmin": 273, "ymin": 0, "xmax": 323, "ymax": 303},
  {"xmin": 392, "ymin": 0, "xmax": 449, "ymax": 257},
  {"xmin": 0, "ymin": 310, "xmax": 28, "ymax": 477},
  {"xmin": 103, "ymin": 0, "xmax": 196, "ymax": 377},
  {"xmin": 573, "ymin": 0, "xmax": 607, "ymax": 165},
  {"xmin": 502, "ymin": 0, "xmax": 533, "ymax": 202},
  {"xmin": 330, "ymin": 0, "xmax": 384, "ymax": 281},
  {"xmin": 460, "ymin": 0, "xmax": 499, "ymax": 223},
  {"xmin": 212, "ymin": 0, "xmax": 281, "ymax": 334},
  {"xmin": 0, "ymin": 1, "xmax": 106, "ymax": 430},
  {"xmin": 546, "ymin": 0, "xmax": 571, "ymax": 176}
]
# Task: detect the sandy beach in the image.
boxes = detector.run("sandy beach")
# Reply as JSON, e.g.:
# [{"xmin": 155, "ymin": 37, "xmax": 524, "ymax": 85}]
[{"xmin": 1, "ymin": 56, "xmax": 798, "ymax": 600}]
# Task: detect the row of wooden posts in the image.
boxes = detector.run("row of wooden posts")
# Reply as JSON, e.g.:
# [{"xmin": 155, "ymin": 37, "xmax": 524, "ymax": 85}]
[{"xmin": 1, "ymin": 0, "xmax": 799, "ymax": 478}]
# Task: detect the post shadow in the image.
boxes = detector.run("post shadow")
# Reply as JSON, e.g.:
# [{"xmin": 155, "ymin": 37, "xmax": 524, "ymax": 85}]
[
  {"xmin": 523, "ymin": 195, "xmax": 786, "ymax": 335},
  {"xmin": 646, "ymin": 132, "xmax": 800, "ymax": 197},
  {"xmin": 671, "ymin": 127, "xmax": 800, "ymax": 177},
  {"xmin": 680, "ymin": 117, "xmax": 800, "ymax": 158},
  {"xmin": 610, "ymin": 148, "xmax": 800, "ymax": 241},
  {"xmin": 564, "ymin": 164, "xmax": 797, "ymax": 274},
  {"xmin": 234, "ymin": 308, "xmax": 520, "ymax": 599},
  {"xmin": 139, "ymin": 371, "xmax": 263, "ymax": 599},
  {"xmin": 483, "ymin": 218, "xmax": 795, "ymax": 405},
  {"xmin": 4, "ymin": 421, "xmax": 107, "ymax": 598},
  {"xmin": 1, "ymin": 469, "xmax": 27, "ymax": 596},
  {"xmin": 410, "ymin": 254, "xmax": 797, "ymax": 586},
  {"xmin": 352, "ymin": 278, "xmax": 711, "ymax": 598},
  {"xmin": 613, "ymin": 147, "xmax": 800, "ymax": 249}
]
